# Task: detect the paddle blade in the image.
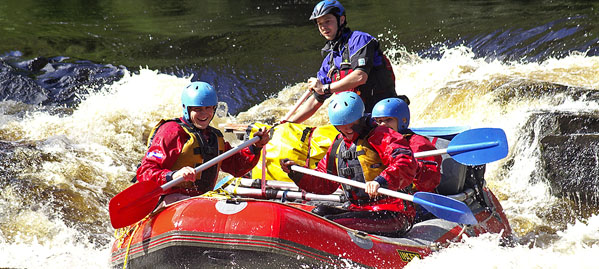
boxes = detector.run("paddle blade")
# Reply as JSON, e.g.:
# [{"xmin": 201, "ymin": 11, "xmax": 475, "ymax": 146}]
[
  {"xmin": 411, "ymin": 126, "xmax": 470, "ymax": 137},
  {"xmin": 109, "ymin": 181, "xmax": 163, "ymax": 229},
  {"xmin": 413, "ymin": 192, "xmax": 478, "ymax": 225},
  {"xmin": 447, "ymin": 128, "xmax": 508, "ymax": 165}
]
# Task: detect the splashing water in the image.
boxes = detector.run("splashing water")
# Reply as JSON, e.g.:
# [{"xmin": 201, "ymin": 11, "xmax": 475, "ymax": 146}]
[{"xmin": 1, "ymin": 43, "xmax": 598, "ymax": 268}]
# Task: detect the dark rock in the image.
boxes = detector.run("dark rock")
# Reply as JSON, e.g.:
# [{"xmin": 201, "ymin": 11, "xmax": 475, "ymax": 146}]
[{"xmin": 522, "ymin": 111, "xmax": 599, "ymax": 206}]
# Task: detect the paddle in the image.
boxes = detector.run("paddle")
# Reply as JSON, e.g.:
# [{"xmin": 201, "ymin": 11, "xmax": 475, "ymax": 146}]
[
  {"xmin": 109, "ymin": 136, "xmax": 261, "ymax": 229},
  {"xmin": 290, "ymin": 165, "xmax": 478, "ymax": 225},
  {"xmin": 281, "ymin": 89, "xmax": 312, "ymax": 123},
  {"xmin": 224, "ymin": 184, "xmax": 343, "ymax": 202},
  {"xmin": 414, "ymin": 127, "xmax": 508, "ymax": 166},
  {"xmin": 410, "ymin": 126, "xmax": 470, "ymax": 137}
]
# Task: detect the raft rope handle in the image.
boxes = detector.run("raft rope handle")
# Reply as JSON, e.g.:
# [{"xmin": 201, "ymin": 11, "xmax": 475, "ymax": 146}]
[
  {"xmin": 117, "ymin": 175, "xmax": 245, "ymax": 269},
  {"xmin": 456, "ymin": 224, "xmax": 469, "ymax": 241},
  {"xmin": 121, "ymin": 223, "xmax": 140, "ymax": 269},
  {"xmin": 260, "ymin": 146, "xmax": 267, "ymax": 197},
  {"xmin": 234, "ymin": 176, "xmax": 241, "ymax": 193},
  {"xmin": 114, "ymin": 216, "xmax": 147, "ymax": 269}
]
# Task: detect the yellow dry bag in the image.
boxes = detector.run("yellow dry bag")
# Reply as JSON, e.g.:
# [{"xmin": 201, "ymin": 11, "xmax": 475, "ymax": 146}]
[{"xmin": 247, "ymin": 122, "xmax": 339, "ymax": 182}]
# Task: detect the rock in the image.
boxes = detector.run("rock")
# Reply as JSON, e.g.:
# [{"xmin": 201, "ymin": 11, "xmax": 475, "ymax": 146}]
[{"xmin": 523, "ymin": 111, "xmax": 599, "ymax": 206}]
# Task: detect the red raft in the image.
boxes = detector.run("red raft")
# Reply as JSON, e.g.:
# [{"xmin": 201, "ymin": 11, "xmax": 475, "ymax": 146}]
[{"xmin": 110, "ymin": 184, "xmax": 511, "ymax": 268}]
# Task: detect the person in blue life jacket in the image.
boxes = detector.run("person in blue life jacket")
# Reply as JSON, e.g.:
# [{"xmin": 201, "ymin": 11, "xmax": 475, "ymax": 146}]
[
  {"xmin": 136, "ymin": 81, "xmax": 271, "ymax": 206},
  {"xmin": 281, "ymin": 91, "xmax": 418, "ymax": 236},
  {"xmin": 371, "ymin": 98, "xmax": 441, "ymax": 193},
  {"xmin": 286, "ymin": 0, "xmax": 409, "ymax": 124}
]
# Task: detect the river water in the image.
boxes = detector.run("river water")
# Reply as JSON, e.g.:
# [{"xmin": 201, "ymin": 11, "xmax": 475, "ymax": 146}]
[{"xmin": 0, "ymin": 0, "xmax": 598, "ymax": 268}]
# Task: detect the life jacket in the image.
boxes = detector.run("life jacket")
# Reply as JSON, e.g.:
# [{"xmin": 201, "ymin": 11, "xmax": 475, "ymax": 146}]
[
  {"xmin": 327, "ymin": 130, "xmax": 387, "ymax": 205},
  {"xmin": 325, "ymin": 29, "xmax": 397, "ymax": 111},
  {"xmin": 146, "ymin": 118, "xmax": 226, "ymax": 193}
]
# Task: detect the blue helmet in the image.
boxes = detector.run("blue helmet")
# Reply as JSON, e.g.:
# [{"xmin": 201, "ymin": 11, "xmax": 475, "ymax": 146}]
[
  {"xmin": 372, "ymin": 98, "xmax": 410, "ymax": 131},
  {"xmin": 328, "ymin": 91, "xmax": 364, "ymax": 125},
  {"xmin": 181, "ymin": 81, "xmax": 218, "ymax": 121},
  {"xmin": 309, "ymin": 0, "xmax": 345, "ymax": 21}
]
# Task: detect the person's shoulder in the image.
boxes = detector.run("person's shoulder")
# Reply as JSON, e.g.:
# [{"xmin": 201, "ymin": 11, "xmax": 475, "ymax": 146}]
[
  {"xmin": 409, "ymin": 133, "xmax": 435, "ymax": 144},
  {"xmin": 347, "ymin": 30, "xmax": 376, "ymax": 51},
  {"xmin": 348, "ymin": 30, "xmax": 375, "ymax": 43},
  {"xmin": 372, "ymin": 125, "xmax": 400, "ymax": 137},
  {"xmin": 161, "ymin": 119, "xmax": 185, "ymax": 129},
  {"xmin": 350, "ymin": 30, "xmax": 374, "ymax": 38},
  {"xmin": 156, "ymin": 119, "xmax": 187, "ymax": 136}
]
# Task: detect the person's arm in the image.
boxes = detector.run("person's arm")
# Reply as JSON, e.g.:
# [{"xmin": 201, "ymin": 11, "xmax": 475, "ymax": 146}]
[
  {"xmin": 288, "ymin": 68, "xmax": 369, "ymax": 124},
  {"xmin": 280, "ymin": 146, "xmax": 340, "ymax": 194},
  {"xmin": 410, "ymin": 135, "xmax": 442, "ymax": 192},
  {"xmin": 312, "ymin": 32, "xmax": 376, "ymax": 95},
  {"xmin": 286, "ymin": 94, "xmax": 324, "ymax": 123},
  {"xmin": 367, "ymin": 126, "xmax": 418, "ymax": 191},
  {"xmin": 219, "ymin": 142, "xmax": 260, "ymax": 177},
  {"xmin": 136, "ymin": 122, "xmax": 187, "ymax": 185},
  {"xmin": 312, "ymin": 69, "xmax": 368, "ymax": 95},
  {"xmin": 220, "ymin": 129, "xmax": 270, "ymax": 177}
]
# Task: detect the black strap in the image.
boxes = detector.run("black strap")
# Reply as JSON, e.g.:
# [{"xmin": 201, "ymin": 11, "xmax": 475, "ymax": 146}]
[
  {"xmin": 339, "ymin": 150, "xmax": 365, "ymax": 160},
  {"xmin": 338, "ymin": 166, "xmax": 360, "ymax": 178},
  {"xmin": 300, "ymin": 127, "xmax": 314, "ymax": 142},
  {"xmin": 327, "ymin": 37, "xmax": 352, "ymax": 79},
  {"xmin": 326, "ymin": 136, "xmax": 344, "ymax": 174},
  {"xmin": 340, "ymin": 42, "xmax": 351, "ymax": 69}
]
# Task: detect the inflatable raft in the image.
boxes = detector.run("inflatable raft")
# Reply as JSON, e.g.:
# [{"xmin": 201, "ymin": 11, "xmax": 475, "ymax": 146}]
[
  {"xmin": 110, "ymin": 126, "xmax": 512, "ymax": 268},
  {"xmin": 111, "ymin": 174, "xmax": 511, "ymax": 268}
]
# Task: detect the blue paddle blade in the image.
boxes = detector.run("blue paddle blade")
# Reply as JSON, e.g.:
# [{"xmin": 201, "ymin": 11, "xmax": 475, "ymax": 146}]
[
  {"xmin": 447, "ymin": 128, "xmax": 509, "ymax": 165},
  {"xmin": 413, "ymin": 192, "xmax": 478, "ymax": 225},
  {"xmin": 213, "ymin": 175, "xmax": 234, "ymax": 190},
  {"xmin": 411, "ymin": 126, "xmax": 471, "ymax": 137}
]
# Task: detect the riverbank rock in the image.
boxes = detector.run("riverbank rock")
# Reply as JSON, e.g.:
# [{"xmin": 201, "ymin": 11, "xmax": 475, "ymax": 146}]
[{"xmin": 524, "ymin": 111, "xmax": 599, "ymax": 207}]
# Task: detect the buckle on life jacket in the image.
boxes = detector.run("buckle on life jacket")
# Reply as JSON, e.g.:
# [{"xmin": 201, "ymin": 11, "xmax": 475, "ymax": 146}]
[
  {"xmin": 338, "ymin": 167, "xmax": 356, "ymax": 178},
  {"xmin": 339, "ymin": 150, "xmax": 365, "ymax": 160},
  {"xmin": 327, "ymin": 65, "xmax": 338, "ymax": 79}
]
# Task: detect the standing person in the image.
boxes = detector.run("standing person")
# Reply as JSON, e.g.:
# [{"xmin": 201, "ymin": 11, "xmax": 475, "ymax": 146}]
[
  {"xmin": 280, "ymin": 91, "xmax": 418, "ymax": 236},
  {"xmin": 372, "ymin": 98, "xmax": 441, "ymax": 193},
  {"xmin": 286, "ymin": 0, "xmax": 408, "ymax": 124},
  {"xmin": 136, "ymin": 81, "xmax": 270, "ymax": 205}
]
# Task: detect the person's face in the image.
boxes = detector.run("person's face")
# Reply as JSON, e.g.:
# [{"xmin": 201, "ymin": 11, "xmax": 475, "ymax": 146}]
[
  {"xmin": 189, "ymin": 106, "xmax": 215, "ymax": 129},
  {"xmin": 336, "ymin": 119, "xmax": 360, "ymax": 139},
  {"xmin": 316, "ymin": 14, "xmax": 344, "ymax": 40},
  {"xmin": 374, "ymin": 116, "xmax": 398, "ymax": 132}
]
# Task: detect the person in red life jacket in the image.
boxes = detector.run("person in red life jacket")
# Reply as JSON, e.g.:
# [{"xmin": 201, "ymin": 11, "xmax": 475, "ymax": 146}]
[
  {"xmin": 280, "ymin": 91, "xmax": 418, "ymax": 236},
  {"xmin": 286, "ymin": 0, "xmax": 409, "ymax": 124},
  {"xmin": 372, "ymin": 98, "xmax": 441, "ymax": 193},
  {"xmin": 136, "ymin": 81, "xmax": 270, "ymax": 205}
]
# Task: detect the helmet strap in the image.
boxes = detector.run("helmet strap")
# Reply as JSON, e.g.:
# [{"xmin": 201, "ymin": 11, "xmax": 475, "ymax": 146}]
[{"xmin": 335, "ymin": 15, "xmax": 346, "ymax": 38}]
